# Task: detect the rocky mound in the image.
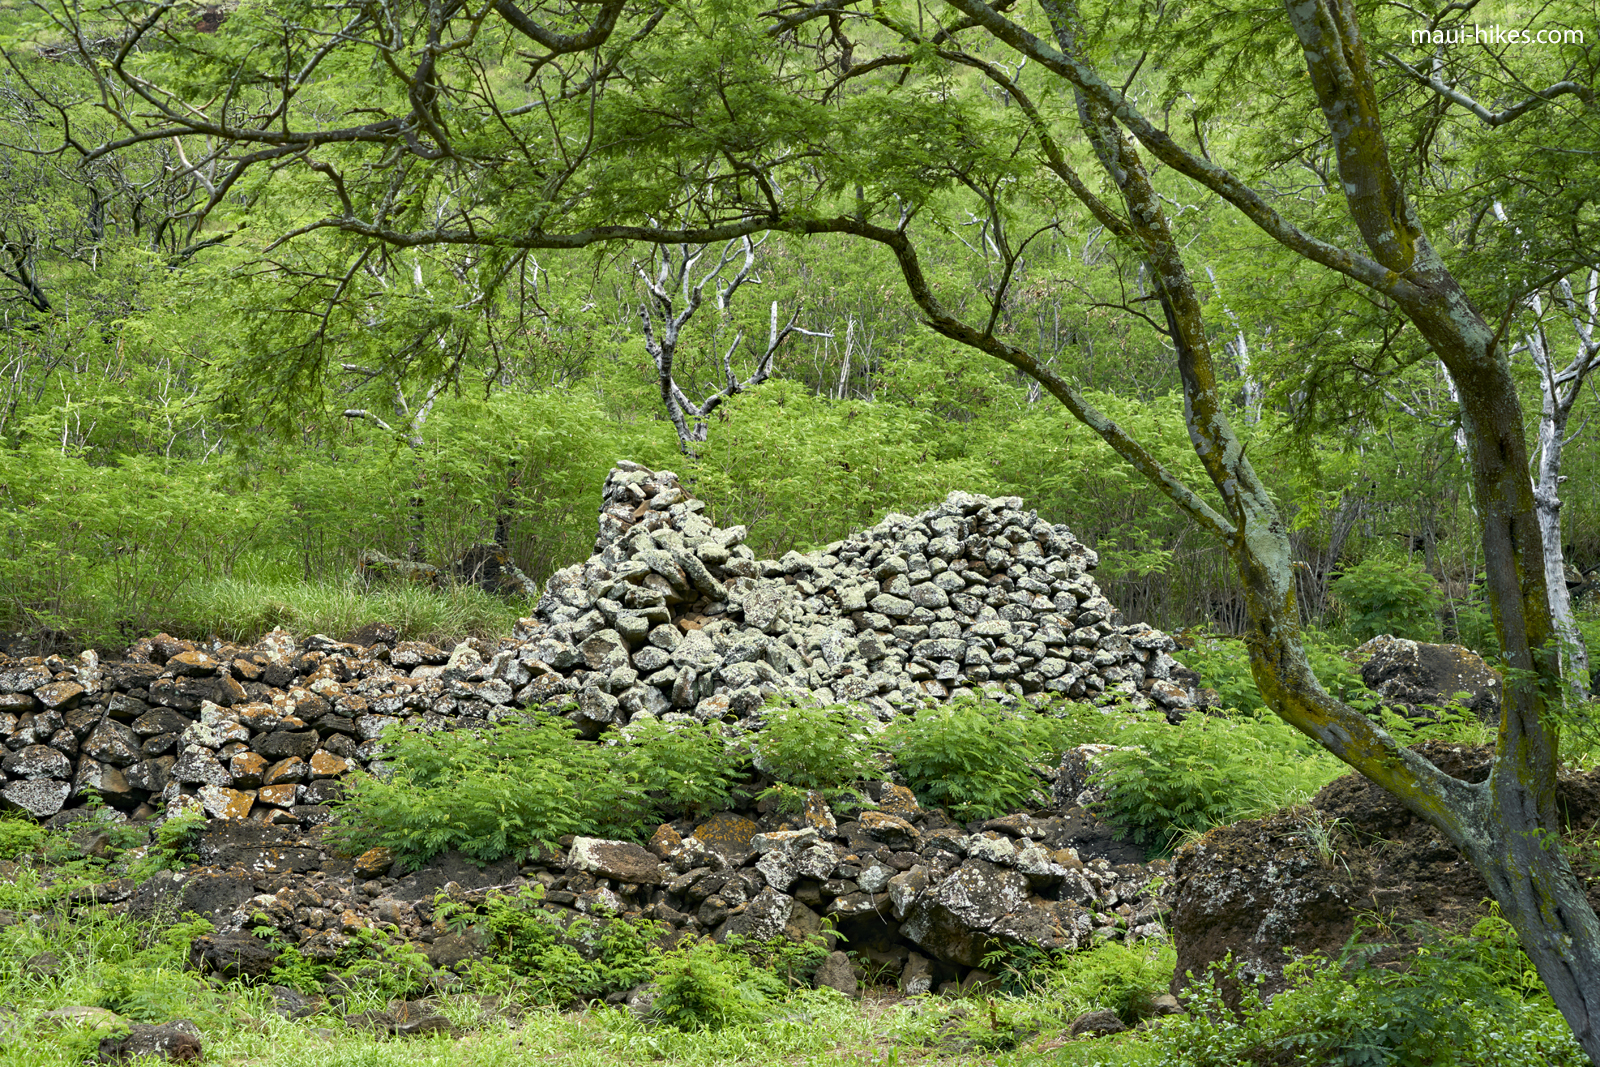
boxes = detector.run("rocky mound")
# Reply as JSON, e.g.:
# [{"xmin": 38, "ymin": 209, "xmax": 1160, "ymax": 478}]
[
  {"xmin": 45, "ymin": 774, "xmax": 1167, "ymax": 998},
  {"xmin": 530, "ymin": 461, "xmax": 1195, "ymax": 732},
  {"xmin": 1167, "ymin": 743, "xmax": 1600, "ymax": 1008},
  {"xmin": 1354, "ymin": 635, "xmax": 1501, "ymax": 721},
  {"xmin": 0, "ymin": 461, "xmax": 1195, "ymax": 824}
]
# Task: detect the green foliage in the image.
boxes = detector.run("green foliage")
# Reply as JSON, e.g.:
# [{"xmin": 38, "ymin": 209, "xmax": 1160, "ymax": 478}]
[
  {"xmin": 649, "ymin": 938, "xmax": 789, "ymax": 1031},
  {"xmin": 1331, "ymin": 556, "xmax": 1444, "ymax": 643},
  {"xmin": 983, "ymin": 940, "xmax": 1175, "ymax": 1024},
  {"xmin": 1175, "ymin": 629, "xmax": 1375, "ymax": 717},
  {"xmin": 137, "ymin": 809, "xmax": 207, "ymax": 874},
  {"xmin": 1097, "ymin": 712, "xmax": 1346, "ymax": 851},
  {"xmin": 329, "ymin": 715, "xmax": 645, "ymax": 868},
  {"xmin": 885, "ymin": 696, "xmax": 1088, "ymax": 820},
  {"xmin": 1152, "ymin": 920, "xmax": 1589, "ymax": 1066},
  {"xmin": 331, "ymin": 715, "xmax": 750, "ymax": 868},
  {"xmin": 0, "ymin": 815, "xmax": 46, "ymax": 860},
  {"xmin": 451, "ymin": 886, "xmax": 665, "ymax": 1004},
  {"xmin": 614, "ymin": 717, "xmax": 746, "ymax": 820},
  {"xmin": 752, "ymin": 702, "xmax": 883, "ymax": 812},
  {"xmin": 1449, "ymin": 598, "xmax": 1502, "ymax": 661}
]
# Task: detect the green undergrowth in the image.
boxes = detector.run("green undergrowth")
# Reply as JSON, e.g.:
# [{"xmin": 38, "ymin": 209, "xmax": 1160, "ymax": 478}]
[
  {"xmin": 0, "ymin": 807, "xmax": 1586, "ymax": 1066},
  {"xmin": 0, "ymin": 884, "xmax": 1586, "ymax": 1067},
  {"xmin": 331, "ymin": 686, "xmax": 1392, "ymax": 869},
  {"xmin": 158, "ymin": 573, "xmax": 528, "ymax": 647},
  {"xmin": 1094, "ymin": 712, "xmax": 1348, "ymax": 852}
]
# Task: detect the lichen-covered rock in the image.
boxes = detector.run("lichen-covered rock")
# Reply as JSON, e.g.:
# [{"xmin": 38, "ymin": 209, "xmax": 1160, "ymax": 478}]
[
  {"xmin": 3, "ymin": 743, "xmax": 71, "ymax": 780},
  {"xmin": 97, "ymin": 1022, "xmax": 203, "ymax": 1063},
  {"xmin": 1355, "ymin": 635, "xmax": 1501, "ymax": 721},
  {"xmin": 1, "ymin": 778, "xmax": 70, "ymax": 817},
  {"xmin": 1168, "ymin": 743, "xmax": 1600, "ymax": 1010},
  {"xmin": 567, "ymin": 837, "xmax": 664, "ymax": 885}
]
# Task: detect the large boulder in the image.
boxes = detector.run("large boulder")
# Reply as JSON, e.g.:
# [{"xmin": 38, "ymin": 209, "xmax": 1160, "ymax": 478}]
[
  {"xmin": 1168, "ymin": 743, "xmax": 1600, "ymax": 1009},
  {"xmin": 188, "ymin": 932, "xmax": 282, "ymax": 981},
  {"xmin": 1355, "ymin": 635, "xmax": 1500, "ymax": 721}
]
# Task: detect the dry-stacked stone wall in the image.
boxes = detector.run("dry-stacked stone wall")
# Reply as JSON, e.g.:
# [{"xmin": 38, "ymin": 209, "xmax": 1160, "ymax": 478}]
[
  {"xmin": 530, "ymin": 460, "xmax": 1195, "ymax": 733},
  {"xmin": 0, "ymin": 460, "xmax": 1194, "ymax": 827},
  {"xmin": 0, "ymin": 461, "xmax": 1199, "ymax": 985}
]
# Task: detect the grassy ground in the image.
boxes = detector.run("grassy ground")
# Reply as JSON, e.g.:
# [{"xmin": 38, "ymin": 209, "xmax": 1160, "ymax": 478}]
[{"xmin": 0, "ymin": 880, "xmax": 1587, "ymax": 1067}]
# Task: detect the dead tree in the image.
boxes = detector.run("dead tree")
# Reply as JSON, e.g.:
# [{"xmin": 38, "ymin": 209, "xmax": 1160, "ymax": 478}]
[{"xmin": 637, "ymin": 237, "xmax": 827, "ymax": 456}]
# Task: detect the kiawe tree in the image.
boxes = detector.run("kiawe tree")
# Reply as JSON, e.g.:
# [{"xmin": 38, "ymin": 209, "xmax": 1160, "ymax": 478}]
[{"xmin": 10, "ymin": 0, "xmax": 1600, "ymax": 1055}]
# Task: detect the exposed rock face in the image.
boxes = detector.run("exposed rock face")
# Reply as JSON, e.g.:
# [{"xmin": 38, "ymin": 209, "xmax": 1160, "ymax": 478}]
[
  {"xmin": 1355, "ymin": 635, "xmax": 1501, "ymax": 721},
  {"xmin": 1168, "ymin": 743, "xmax": 1600, "ymax": 1009}
]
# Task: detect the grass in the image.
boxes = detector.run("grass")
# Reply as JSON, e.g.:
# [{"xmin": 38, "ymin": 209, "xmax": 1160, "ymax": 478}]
[
  {"xmin": 0, "ymin": 892, "xmax": 1167, "ymax": 1067},
  {"xmin": 3, "ymin": 568, "xmax": 531, "ymax": 652},
  {"xmin": 161, "ymin": 574, "xmax": 529, "ymax": 645}
]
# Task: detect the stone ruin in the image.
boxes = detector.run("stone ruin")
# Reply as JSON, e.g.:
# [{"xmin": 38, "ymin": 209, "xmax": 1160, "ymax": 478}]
[
  {"xmin": 0, "ymin": 460, "xmax": 1196, "ymax": 825},
  {"xmin": 531, "ymin": 460, "xmax": 1197, "ymax": 732},
  {"xmin": 0, "ymin": 462, "xmax": 1202, "ymax": 993}
]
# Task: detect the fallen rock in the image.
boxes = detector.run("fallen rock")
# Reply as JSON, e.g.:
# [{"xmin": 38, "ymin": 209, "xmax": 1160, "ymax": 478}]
[
  {"xmin": 97, "ymin": 1023, "xmax": 203, "ymax": 1063},
  {"xmin": 813, "ymin": 950, "xmax": 858, "ymax": 997},
  {"xmin": 1069, "ymin": 1008, "xmax": 1126, "ymax": 1037},
  {"xmin": 1355, "ymin": 635, "xmax": 1500, "ymax": 721},
  {"xmin": 567, "ymin": 837, "xmax": 664, "ymax": 885},
  {"xmin": 188, "ymin": 932, "xmax": 282, "ymax": 981},
  {"xmin": 1169, "ymin": 743, "xmax": 1600, "ymax": 1010}
]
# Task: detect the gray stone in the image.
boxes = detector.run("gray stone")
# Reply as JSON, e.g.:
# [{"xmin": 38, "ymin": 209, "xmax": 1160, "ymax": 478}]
[
  {"xmin": 813, "ymin": 950, "xmax": 858, "ymax": 997},
  {"xmin": 900, "ymin": 951, "xmax": 935, "ymax": 996},
  {"xmin": 3, "ymin": 744, "xmax": 71, "ymax": 780},
  {"xmin": 81, "ymin": 721, "xmax": 142, "ymax": 766},
  {"xmin": 568, "ymin": 837, "xmax": 665, "ymax": 884},
  {"xmin": 742, "ymin": 582, "xmax": 793, "ymax": 633},
  {"xmin": 715, "ymin": 886, "xmax": 794, "ymax": 943},
  {"xmin": 2, "ymin": 778, "xmax": 70, "ymax": 817},
  {"xmin": 580, "ymin": 629, "xmax": 629, "ymax": 670}
]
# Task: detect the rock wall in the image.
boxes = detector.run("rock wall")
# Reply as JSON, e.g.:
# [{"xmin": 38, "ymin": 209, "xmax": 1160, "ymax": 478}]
[
  {"xmin": 531, "ymin": 460, "xmax": 1197, "ymax": 731},
  {"xmin": 0, "ymin": 461, "xmax": 1195, "ymax": 824},
  {"xmin": 119, "ymin": 779, "xmax": 1169, "ymax": 997}
]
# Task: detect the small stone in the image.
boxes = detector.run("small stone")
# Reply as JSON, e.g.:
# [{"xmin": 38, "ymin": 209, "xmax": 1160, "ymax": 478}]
[
  {"xmin": 354, "ymin": 847, "xmax": 395, "ymax": 879},
  {"xmin": 264, "ymin": 757, "xmax": 307, "ymax": 785},
  {"xmin": 1069, "ymin": 1008, "xmax": 1126, "ymax": 1037},
  {"xmin": 257, "ymin": 784, "xmax": 299, "ymax": 808},
  {"xmin": 199, "ymin": 784, "xmax": 254, "ymax": 820},
  {"xmin": 35, "ymin": 681, "xmax": 85, "ymax": 710},
  {"xmin": 308, "ymin": 751, "xmax": 349, "ymax": 779},
  {"xmin": 900, "ymin": 951, "xmax": 935, "ymax": 996},
  {"xmin": 229, "ymin": 751, "xmax": 268, "ymax": 788},
  {"xmin": 813, "ymin": 950, "xmax": 858, "ymax": 997}
]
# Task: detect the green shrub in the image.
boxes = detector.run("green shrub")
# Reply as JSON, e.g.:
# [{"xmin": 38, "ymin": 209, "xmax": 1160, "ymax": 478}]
[
  {"xmin": 445, "ymin": 886, "xmax": 665, "ymax": 1004},
  {"xmin": 331, "ymin": 714, "xmax": 754, "ymax": 868},
  {"xmin": 752, "ymin": 702, "xmax": 883, "ymax": 812},
  {"xmin": 615, "ymin": 717, "xmax": 746, "ymax": 820},
  {"xmin": 1449, "ymin": 597, "xmax": 1502, "ymax": 661},
  {"xmin": 650, "ymin": 938, "xmax": 789, "ymax": 1031},
  {"xmin": 0, "ymin": 815, "xmax": 46, "ymax": 860},
  {"xmin": 1153, "ymin": 918, "xmax": 1588, "ymax": 1066},
  {"xmin": 1331, "ymin": 556, "xmax": 1443, "ymax": 642},
  {"xmin": 1097, "ymin": 712, "xmax": 1346, "ymax": 851},
  {"xmin": 886, "ymin": 696, "xmax": 1086, "ymax": 820},
  {"xmin": 985, "ymin": 940, "xmax": 1175, "ymax": 1023},
  {"xmin": 328, "ymin": 715, "xmax": 652, "ymax": 868}
]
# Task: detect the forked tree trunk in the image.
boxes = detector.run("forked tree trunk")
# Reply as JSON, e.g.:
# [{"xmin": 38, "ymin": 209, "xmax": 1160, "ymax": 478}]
[{"xmin": 890, "ymin": 0, "xmax": 1600, "ymax": 1054}]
